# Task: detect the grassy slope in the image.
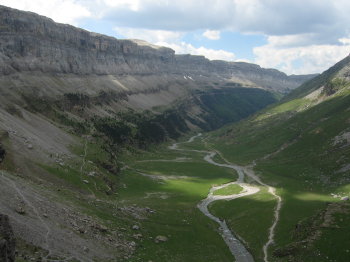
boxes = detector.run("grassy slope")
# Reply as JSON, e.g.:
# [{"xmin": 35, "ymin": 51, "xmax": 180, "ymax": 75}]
[{"xmin": 206, "ymin": 62, "xmax": 350, "ymax": 261}]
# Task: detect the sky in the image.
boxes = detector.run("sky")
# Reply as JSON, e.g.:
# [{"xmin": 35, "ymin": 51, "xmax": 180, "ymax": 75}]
[{"xmin": 1, "ymin": 0, "xmax": 350, "ymax": 75}]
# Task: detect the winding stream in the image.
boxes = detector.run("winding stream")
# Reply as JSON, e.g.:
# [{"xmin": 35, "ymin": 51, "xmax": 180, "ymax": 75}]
[{"xmin": 169, "ymin": 134, "xmax": 282, "ymax": 262}]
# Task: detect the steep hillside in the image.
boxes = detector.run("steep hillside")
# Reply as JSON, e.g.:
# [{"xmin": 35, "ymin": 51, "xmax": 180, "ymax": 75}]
[
  {"xmin": 0, "ymin": 5, "xmax": 313, "ymax": 110},
  {"xmin": 209, "ymin": 54, "xmax": 350, "ymax": 261}
]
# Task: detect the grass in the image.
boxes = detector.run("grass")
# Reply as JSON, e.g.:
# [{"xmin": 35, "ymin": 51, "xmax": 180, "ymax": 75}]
[
  {"xmin": 209, "ymin": 187, "xmax": 276, "ymax": 262},
  {"xmin": 313, "ymin": 204, "xmax": 350, "ymax": 262},
  {"xmin": 118, "ymin": 161, "xmax": 236, "ymax": 261},
  {"xmin": 213, "ymin": 184, "xmax": 243, "ymax": 196},
  {"xmin": 206, "ymin": 80, "xmax": 350, "ymax": 261}
]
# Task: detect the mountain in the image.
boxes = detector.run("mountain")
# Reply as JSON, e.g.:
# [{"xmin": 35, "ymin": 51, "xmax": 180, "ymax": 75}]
[
  {"xmin": 209, "ymin": 54, "xmax": 350, "ymax": 261},
  {"xmin": 0, "ymin": 5, "xmax": 319, "ymax": 262},
  {"xmin": 0, "ymin": 5, "xmax": 316, "ymax": 146}
]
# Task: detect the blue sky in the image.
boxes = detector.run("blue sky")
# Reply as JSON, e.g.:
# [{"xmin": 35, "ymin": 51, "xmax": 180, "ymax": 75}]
[{"xmin": 1, "ymin": 0, "xmax": 350, "ymax": 75}]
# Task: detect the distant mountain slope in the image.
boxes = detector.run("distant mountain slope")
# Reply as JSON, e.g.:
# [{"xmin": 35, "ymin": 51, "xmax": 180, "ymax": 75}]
[
  {"xmin": 211, "ymin": 54, "xmax": 350, "ymax": 262},
  {"xmin": 284, "ymin": 54, "xmax": 350, "ymax": 101},
  {"xmin": 0, "ymin": 4, "xmax": 316, "ymax": 151}
]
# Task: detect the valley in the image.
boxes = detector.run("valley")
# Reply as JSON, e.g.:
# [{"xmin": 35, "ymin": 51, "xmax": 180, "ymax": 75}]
[{"xmin": 0, "ymin": 4, "xmax": 350, "ymax": 262}]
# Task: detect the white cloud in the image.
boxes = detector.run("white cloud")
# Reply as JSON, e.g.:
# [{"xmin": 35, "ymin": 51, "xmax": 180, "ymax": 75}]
[
  {"xmin": 157, "ymin": 42, "xmax": 235, "ymax": 61},
  {"xmin": 339, "ymin": 38, "xmax": 350, "ymax": 45},
  {"xmin": 114, "ymin": 27, "xmax": 183, "ymax": 43},
  {"xmin": 0, "ymin": 0, "xmax": 91, "ymax": 25},
  {"xmin": 254, "ymin": 41, "xmax": 350, "ymax": 74},
  {"xmin": 203, "ymin": 30, "xmax": 221, "ymax": 40},
  {"xmin": 102, "ymin": 0, "xmax": 141, "ymax": 11},
  {"xmin": 114, "ymin": 27, "xmax": 235, "ymax": 61}
]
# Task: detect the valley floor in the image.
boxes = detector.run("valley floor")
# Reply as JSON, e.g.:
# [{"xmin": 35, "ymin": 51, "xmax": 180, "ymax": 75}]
[
  {"xmin": 119, "ymin": 133, "xmax": 283, "ymax": 262},
  {"xmin": 120, "ymin": 131, "xmax": 350, "ymax": 262}
]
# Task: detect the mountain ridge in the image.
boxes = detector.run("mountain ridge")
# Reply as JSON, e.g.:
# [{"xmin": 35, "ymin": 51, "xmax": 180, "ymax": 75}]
[{"xmin": 0, "ymin": 4, "xmax": 315, "ymax": 94}]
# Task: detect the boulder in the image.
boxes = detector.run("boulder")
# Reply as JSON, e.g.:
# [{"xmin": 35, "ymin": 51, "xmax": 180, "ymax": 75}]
[
  {"xmin": 132, "ymin": 225, "xmax": 140, "ymax": 230},
  {"xmin": 154, "ymin": 235, "xmax": 168, "ymax": 243}
]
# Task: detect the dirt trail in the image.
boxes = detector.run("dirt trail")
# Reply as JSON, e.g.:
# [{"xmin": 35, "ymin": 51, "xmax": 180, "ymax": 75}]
[
  {"xmin": 263, "ymin": 187, "xmax": 282, "ymax": 262},
  {"xmin": 242, "ymin": 166, "xmax": 282, "ymax": 262}
]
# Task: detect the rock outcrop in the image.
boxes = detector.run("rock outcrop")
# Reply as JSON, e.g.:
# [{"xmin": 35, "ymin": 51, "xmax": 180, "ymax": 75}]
[
  {"xmin": 0, "ymin": 145, "xmax": 5, "ymax": 164},
  {"xmin": 0, "ymin": 5, "xmax": 314, "ymax": 94},
  {"xmin": 0, "ymin": 214, "xmax": 16, "ymax": 262}
]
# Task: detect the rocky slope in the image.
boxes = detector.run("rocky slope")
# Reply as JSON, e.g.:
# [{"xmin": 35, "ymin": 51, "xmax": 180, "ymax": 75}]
[{"xmin": 0, "ymin": 214, "xmax": 15, "ymax": 262}]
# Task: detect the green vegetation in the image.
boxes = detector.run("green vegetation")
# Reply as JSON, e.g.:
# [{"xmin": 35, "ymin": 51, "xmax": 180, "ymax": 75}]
[
  {"xmin": 213, "ymin": 184, "xmax": 243, "ymax": 196},
  {"xmin": 93, "ymin": 109, "xmax": 189, "ymax": 147},
  {"xmin": 205, "ymin": 61, "xmax": 350, "ymax": 261},
  {"xmin": 118, "ymin": 144, "xmax": 239, "ymax": 261},
  {"xmin": 14, "ymin": 56, "xmax": 350, "ymax": 262},
  {"xmin": 192, "ymin": 87, "xmax": 277, "ymax": 130},
  {"xmin": 210, "ymin": 187, "xmax": 276, "ymax": 261}
]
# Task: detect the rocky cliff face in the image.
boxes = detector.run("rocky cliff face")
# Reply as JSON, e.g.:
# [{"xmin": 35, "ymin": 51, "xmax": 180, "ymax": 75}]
[{"xmin": 0, "ymin": 5, "xmax": 314, "ymax": 94}]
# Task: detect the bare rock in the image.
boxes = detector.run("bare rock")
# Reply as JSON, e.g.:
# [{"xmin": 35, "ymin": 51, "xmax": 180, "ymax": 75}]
[
  {"xmin": 0, "ymin": 5, "xmax": 312, "ymax": 94},
  {"xmin": 15, "ymin": 206, "xmax": 25, "ymax": 215},
  {"xmin": 341, "ymin": 196, "xmax": 349, "ymax": 201},
  {"xmin": 154, "ymin": 235, "xmax": 168, "ymax": 243},
  {"xmin": 0, "ymin": 214, "xmax": 16, "ymax": 262},
  {"xmin": 132, "ymin": 233, "xmax": 143, "ymax": 240},
  {"xmin": 132, "ymin": 225, "xmax": 140, "ymax": 230},
  {"xmin": 93, "ymin": 223, "xmax": 108, "ymax": 233},
  {"xmin": 87, "ymin": 171, "xmax": 96, "ymax": 177}
]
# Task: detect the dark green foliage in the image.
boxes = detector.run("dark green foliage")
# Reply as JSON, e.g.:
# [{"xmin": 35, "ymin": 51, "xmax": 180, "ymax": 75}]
[
  {"xmin": 22, "ymin": 94, "xmax": 54, "ymax": 113},
  {"xmin": 0, "ymin": 143, "xmax": 5, "ymax": 163},
  {"xmin": 94, "ymin": 90, "xmax": 128, "ymax": 105},
  {"xmin": 63, "ymin": 93, "xmax": 90, "ymax": 109},
  {"xmin": 22, "ymin": 94, "xmax": 88, "ymax": 134},
  {"xmin": 93, "ymin": 109, "xmax": 189, "ymax": 148},
  {"xmin": 54, "ymin": 111, "xmax": 88, "ymax": 134},
  {"xmin": 191, "ymin": 87, "xmax": 277, "ymax": 130},
  {"xmin": 94, "ymin": 117, "xmax": 133, "ymax": 144}
]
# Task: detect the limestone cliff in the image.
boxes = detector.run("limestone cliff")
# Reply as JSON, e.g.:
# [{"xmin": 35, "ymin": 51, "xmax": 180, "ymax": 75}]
[{"xmin": 0, "ymin": 5, "xmax": 313, "ymax": 95}]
